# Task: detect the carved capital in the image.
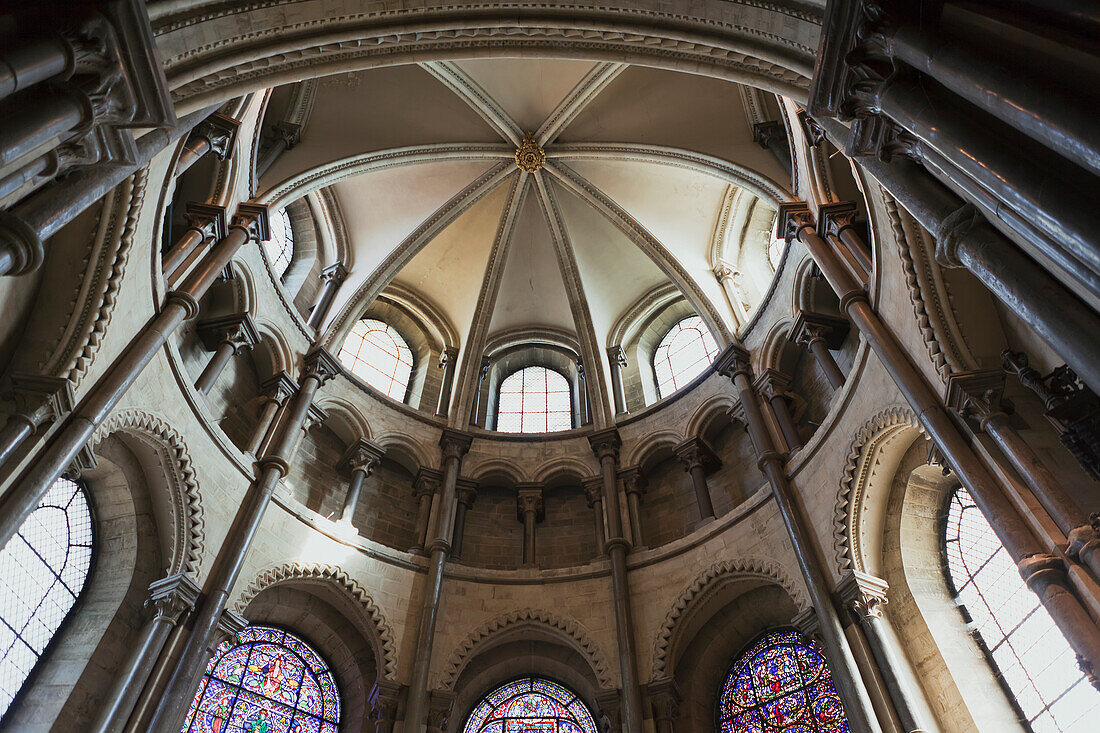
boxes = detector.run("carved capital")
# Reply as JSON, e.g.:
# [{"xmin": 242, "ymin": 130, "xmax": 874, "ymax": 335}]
[
  {"xmin": 272, "ymin": 121, "xmax": 303, "ymax": 148},
  {"xmin": 319, "ymin": 260, "xmax": 349, "ymax": 285},
  {"xmin": 439, "ymin": 347, "xmax": 458, "ymax": 368},
  {"xmin": 145, "ymin": 573, "xmax": 200, "ymax": 625},
  {"xmin": 752, "ymin": 120, "xmax": 787, "ymax": 149},
  {"xmin": 714, "ymin": 343, "xmax": 752, "ymax": 381},
  {"xmin": 619, "ymin": 466, "xmax": 647, "ymax": 497},
  {"xmin": 797, "ymin": 108, "xmax": 827, "ymax": 147},
  {"xmin": 791, "ymin": 310, "xmax": 850, "ymax": 350},
  {"xmin": 413, "ymin": 468, "xmax": 443, "ymax": 499},
  {"xmin": 212, "ymin": 609, "xmax": 249, "ymax": 650},
  {"xmin": 301, "ymin": 403, "xmax": 329, "ymax": 434},
  {"xmin": 837, "ymin": 570, "xmax": 889, "ymax": 622},
  {"xmin": 808, "ymin": 0, "xmax": 892, "ymax": 120},
  {"xmin": 427, "ymin": 689, "xmax": 455, "ymax": 733},
  {"xmin": 581, "ymin": 476, "xmax": 603, "ymax": 507},
  {"xmin": 516, "ymin": 485, "xmax": 545, "ymax": 521},
  {"xmin": 230, "ymin": 203, "xmax": 270, "ymax": 243},
  {"xmin": 818, "ymin": 201, "xmax": 860, "ymax": 239},
  {"xmin": 776, "ymin": 201, "xmax": 813, "ymax": 243},
  {"xmin": 595, "ymin": 689, "xmax": 622, "ymax": 733},
  {"xmin": 945, "ymin": 369, "xmax": 1006, "ymax": 425},
  {"xmin": 342, "ymin": 438, "xmax": 385, "ymax": 474},
  {"xmin": 791, "ymin": 607, "xmax": 821, "ymax": 642},
  {"xmin": 607, "ymin": 345, "xmax": 627, "ymax": 368},
  {"xmin": 368, "ymin": 679, "xmax": 402, "ymax": 726},
  {"xmin": 5, "ymin": 374, "xmax": 75, "ymax": 428},
  {"xmin": 183, "ymin": 202, "xmax": 228, "ymax": 240},
  {"xmin": 646, "ymin": 677, "xmax": 682, "ymax": 723},
  {"xmin": 935, "ymin": 203, "xmax": 982, "ymax": 269},
  {"xmin": 754, "ymin": 368, "xmax": 793, "ymax": 402},
  {"xmin": 674, "ymin": 436, "xmax": 718, "ymax": 473},
  {"xmin": 260, "ymin": 371, "xmax": 297, "ymax": 405},
  {"xmin": 846, "ymin": 113, "xmax": 922, "ymax": 162},
  {"xmin": 197, "ymin": 313, "xmax": 261, "ymax": 353},
  {"xmin": 194, "ymin": 113, "xmax": 241, "ymax": 160},
  {"xmin": 588, "ymin": 428, "xmax": 621, "ymax": 463},
  {"xmin": 456, "ymin": 480, "xmax": 478, "ymax": 509},
  {"xmin": 439, "ymin": 429, "xmax": 473, "ymax": 461},
  {"xmin": 303, "ymin": 347, "xmax": 342, "ymax": 386}
]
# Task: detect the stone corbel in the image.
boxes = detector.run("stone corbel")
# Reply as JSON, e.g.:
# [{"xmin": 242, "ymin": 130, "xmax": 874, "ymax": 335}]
[
  {"xmin": 836, "ymin": 570, "xmax": 889, "ymax": 623},
  {"xmin": 5, "ymin": 373, "xmax": 75, "ymax": 433}
]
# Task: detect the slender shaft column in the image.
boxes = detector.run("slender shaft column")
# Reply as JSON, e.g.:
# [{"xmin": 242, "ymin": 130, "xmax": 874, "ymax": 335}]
[
  {"xmin": 576, "ymin": 361, "xmax": 591, "ymax": 426},
  {"xmin": 411, "ymin": 469, "xmax": 441, "ymax": 554},
  {"xmin": 470, "ymin": 357, "xmax": 490, "ymax": 426},
  {"xmin": 435, "ymin": 348, "xmax": 458, "ymax": 417},
  {"xmin": 147, "ymin": 347, "xmax": 342, "ymax": 731},
  {"xmin": 404, "ymin": 429, "xmax": 472, "ymax": 733},
  {"xmin": 89, "ymin": 573, "xmax": 200, "ymax": 733},
  {"xmin": 517, "ymin": 485, "xmax": 543, "ymax": 566},
  {"xmin": 837, "ymin": 572, "xmax": 940, "ymax": 733},
  {"xmin": 306, "ymin": 262, "xmax": 348, "ymax": 330},
  {"xmin": 674, "ymin": 437, "xmax": 717, "ymax": 522},
  {"xmin": 194, "ymin": 314, "xmax": 260, "ymax": 395},
  {"xmin": 607, "ymin": 346, "xmax": 628, "ymax": 414},
  {"xmin": 256, "ymin": 122, "xmax": 301, "ymax": 178},
  {"xmin": 0, "ymin": 88, "xmax": 85, "ymax": 168},
  {"xmin": 162, "ymin": 203, "xmax": 227, "ymax": 279},
  {"xmin": 756, "ymin": 368, "xmax": 803, "ymax": 451},
  {"xmin": 820, "ymin": 202, "xmax": 872, "ymax": 278},
  {"xmin": 0, "ymin": 35, "xmax": 74, "ymax": 104},
  {"xmin": 0, "ymin": 374, "xmax": 73, "ymax": 471},
  {"xmin": 173, "ymin": 113, "xmax": 240, "ymax": 177},
  {"xmin": 792, "ymin": 310, "xmax": 849, "ymax": 390},
  {"xmin": 582, "ymin": 477, "xmax": 606, "ymax": 555},
  {"xmin": 451, "ymin": 481, "xmax": 477, "ymax": 559},
  {"xmin": 619, "ymin": 467, "xmax": 647, "ymax": 549},
  {"xmin": 714, "ymin": 264, "xmax": 751, "ymax": 327},
  {"xmin": 244, "ymin": 371, "xmax": 296, "ymax": 456},
  {"xmin": 716, "ymin": 345, "xmax": 882, "ymax": 732},
  {"xmin": 589, "ymin": 429, "xmax": 645, "ymax": 732},
  {"xmin": 339, "ymin": 439, "xmax": 384, "ymax": 523},
  {"xmin": 781, "ymin": 204, "xmax": 1100, "ymax": 680},
  {"xmin": 0, "ymin": 205, "xmax": 268, "ymax": 546},
  {"xmin": 646, "ymin": 679, "xmax": 682, "ymax": 733}
]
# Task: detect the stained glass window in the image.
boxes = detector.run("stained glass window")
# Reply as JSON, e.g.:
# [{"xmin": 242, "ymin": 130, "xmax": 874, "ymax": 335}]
[
  {"xmin": 337, "ymin": 318, "xmax": 414, "ymax": 401},
  {"xmin": 945, "ymin": 486, "xmax": 1100, "ymax": 731},
  {"xmin": 717, "ymin": 629, "xmax": 850, "ymax": 732},
  {"xmin": 496, "ymin": 366, "xmax": 572, "ymax": 434},
  {"xmin": 769, "ymin": 237, "xmax": 785, "ymax": 271},
  {"xmin": 181, "ymin": 625, "xmax": 340, "ymax": 733},
  {"xmin": 462, "ymin": 677, "xmax": 599, "ymax": 733},
  {"xmin": 263, "ymin": 208, "xmax": 294, "ymax": 278},
  {"xmin": 0, "ymin": 477, "xmax": 93, "ymax": 716},
  {"xmin": 653, "ymin": 315, "xmax": 719, "ymax": 398}
]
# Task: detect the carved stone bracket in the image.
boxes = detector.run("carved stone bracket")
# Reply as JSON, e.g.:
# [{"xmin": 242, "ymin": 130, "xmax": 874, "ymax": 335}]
[{"xmin": 836, "ymin": 570, "xmax": 889, "ymax": 622}]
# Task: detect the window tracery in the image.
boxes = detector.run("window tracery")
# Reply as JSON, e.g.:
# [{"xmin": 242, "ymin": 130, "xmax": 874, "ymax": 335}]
[
  {"xmin": 717, "ymin": 629, "xmax": 850, "ymax": 732},
  {"xmin": 496, "ymin": 366, "xmax": 572, "ymax": 433},
  {"xmin": 653, "ymin": 315, "xmax": 719, "ymax": 398},
  {"xmin": 0, "ymin": 477, "xmax": 93, "ymax": 716},
  {"xmin": 945, "ymin": 487, "xmax": 1100, "ymax": 730},
  {"xmin": 337, "ymin": 318, "xmax": 414, "ymax": 401},
  {"xmin": 462, "ymin": 677, "xmax": 598, "ymax": 733},
  {"xmin": 264, "ymin": 208, "xmax": 294, "ymax": 278},
  {"xmin": 181, "ymin": 625, "xmax": 340, "ymax": 733},
  {"xmin": 768, "ymin": 237, "xmax": 785, "ymax": 272}
]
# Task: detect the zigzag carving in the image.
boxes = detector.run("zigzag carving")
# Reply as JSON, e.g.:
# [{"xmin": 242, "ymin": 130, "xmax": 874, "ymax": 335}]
[
  {"xmin": 440, "ymin": 608, "xmax": 613, "ymax": 690},
  {"xmin": 651, "ymin": 558, "xmax": 806, "ymax": 679},
  {"xmin": 92, "ymin": 408, "xmax": 204, "ymax": 575},
  {"xmin": 235, "ymin": 562, "xmax": 399, "ymax": 680},
  {"xmin": 833, "ymin": 406, "xmax": 921, "ymax": 573}
]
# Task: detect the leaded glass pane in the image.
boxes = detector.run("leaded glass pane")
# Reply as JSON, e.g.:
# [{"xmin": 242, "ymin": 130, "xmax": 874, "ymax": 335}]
[
  {"xmin": 496, "ymin": 366, "xmax": 573, "ymax": 434},
  {"xmin": 653, "ymin": 315, "xmax": 719, "ymax": 398},
  {"xmin": 717, "ymin": 629, "xmax": 850, "ymax": 732},
  {"xmin": 337, "ymin": 318, "xmax": 414, "ymax": 401},
  {"xmin": 462, "ymin": 677, "xmax": 598, "ymax": 733},
  {"xmin": 264, "ymin": 209, "xmax": 294, "ymax": 278},
  {"xmin": 0, "ymin": 477, "xmax": 93, "ymax": 717},
  {"xmin": 182, "ymin": 625, "xmax": 340, "ymax": 733},
  {"xmin": 945, "ymin": 487, "xmax": 1100, "ymax": 731}
]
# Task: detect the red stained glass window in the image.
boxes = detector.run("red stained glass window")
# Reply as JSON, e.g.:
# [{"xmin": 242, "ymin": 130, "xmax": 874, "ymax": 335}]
[
  {"xmin": 337, "ymin": 319, "xmax": 414, "ymax": 401},
  {"xmin": 653, "ymin": 316, "xmax": 719, "ymax": 398},
  {"xmin": 496, "ymin": 366, "xmax": 572, "ymax": 434}
]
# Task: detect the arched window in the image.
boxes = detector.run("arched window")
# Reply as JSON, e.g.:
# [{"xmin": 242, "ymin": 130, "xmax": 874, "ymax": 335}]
[
  {"xmin": 496, "ymin": 366, "xmax": 572, "ymax": 433},
  {"xmin": 181, "ymin": 625, "xmax": 340, "ymax": 733},
  {"xmin": 0, "ymin": 477, "xmax": 93, "ymax": 716},
  {"xmin": 462, "ymin": 677, "xmax": 598, "ymax": 733},
  {"xmin": 717, "ymin": 629, "xmax": 850, "ymax": 732},
  {"xmin": 263, "ymin": 208, "xmax": 294, "ymax": 278},
  {"xmin": 945, "ymin": 486, "xmax": 1100, "ymax": 729},
  {"xmin": 768, "ymin": 237, "xmax": 785, "ymax": 271},
  {"xmin": 337, "ymin": 318, "xmax": 414, "ymax": 401},
  {"xmin": 653, "ymin": 315, "xmax": 719, "ymax": 398}
]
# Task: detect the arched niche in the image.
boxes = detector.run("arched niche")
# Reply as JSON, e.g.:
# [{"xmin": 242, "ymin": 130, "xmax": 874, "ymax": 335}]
[
  {"xmin": 459, "ymin": 473, "xmax": 523, "ymax": 571},
  {"xmin": 478, "ymin": 337, "xmax": 584, "ymax": 432},
  {"xmin": 536, "ymin": 472, "xmax": 600, "ymax": 569}
]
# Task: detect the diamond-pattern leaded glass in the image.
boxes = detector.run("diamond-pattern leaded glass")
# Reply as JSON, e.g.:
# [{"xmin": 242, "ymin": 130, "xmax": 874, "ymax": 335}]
[
  {"xmin": 181, "ymin": 625, "xmax": 340, "ymax": 733},
  {"xmin": 462, "ymin": 677, "xmax": 598, "ymax": 733},
  {"xmin": 717, "ymin": 630, "xmax": 850, "ymax": 732},
  {"xmin": 495, "ymin": 366, "xmax": 573, "ymax": 434},
  {"xmin": 337, "ymin": 319, "xmax": 414, "ymax": 401},
  {"xmin": 263, "ymin": 208, "xmax": 294, "ymax": 278},
  {"xmin": 653, "ymin": 315, "xmax": 719, "ymax": 398},
  {"xmin": 0, "ymin": 477, "xmax": 93, "ymax": 717},
  {"xmin": 945, "ymin": 487, "xmax": 1100, "ymax": 731}
]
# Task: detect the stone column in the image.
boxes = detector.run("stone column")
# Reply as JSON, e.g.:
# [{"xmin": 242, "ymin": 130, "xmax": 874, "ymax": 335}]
[
  {"xmin": 245, "ymin": 371, "xmax": 297, "ymax": 456},
  {"xmin": 714, "ymin": 264, "xmax": 751, "ymax": 327},
  {"xmin": 161, "ymin": 203, "xmax": 226, "ymax": 280},
  {"xmin": 791, "ymin": 310, "xmax": 849, "ymax": 390},
  {"xmin": 576, "ymin": 360, "xmax": 591, "ymax": 426},
  {"xmin": 607, "ymin": 346, "xmax": 628, "ymax": 414},
  {"xmin": 753, "ymin": 120, "xmax": 794, "ymax": 178},
  {"xmin": 368, "ymin": 679, "xmax": 402, "ymax": 733},
  {"xmin": 820, "ymin": 201, "xmax": 872, "ymax": 279},
  {"xmin": 780, "ymin": 202, "xmax": 1100, "ymax": 683},
  {"xmin": 619, "ymin": 467, "xmax": 647, "ymax": 549},
  {"xmin": 339, "ymin": 438, "xmax": 385, "ymax": 523},
  {"xmin": 404, "ymin": 429, "xmax": 472, "ymax": 733},
  {"xmin": 90, "ymin": 573, "xmax": 200, "ymax": 733},
  {"xmin": 451, "ymin": 479, "xmax": 477, "ymax": 559},
  {"xmin": 174, "ymin": 113, "xmax": 239, "ymax": 176},
  {"xmin": 0, "ymin": 204, "xmax": 268, "ymax": 548},
  {"xmin": 589, "ymin": 429, "xmax": 644, "ymax": 732},
  {"xmin": 582, "ymin": 476, "xmax": 606, "ymax": 554},
  {"xmin": 755, "ymin": 368, "xmax": 803, "ymax": 451},
  {"xmin": 470, "ymin": 356, "xmax": 491, "ymax": 426},
  {"xmin": 517, "ymin": 485, "xmax": 544, "ymax": 566},
  {"xmin": 0, "ymin": 374, "xmax": 73, "ymax": 470},
  {"xmin": 194, "ymin": 314, "xmax": 260, "ymax": 395},
  {"xmin": 146, "ymin": 347, "xmax": 342, "ymax": 731},
  {"xmin": 837, "ymin": 571, "xmax": 940, "ymax": 733},
  {"xmin": 256, "ymin": 121, "xmax": 301, "ymax": 178},
  {"xmin": 647, "ymin": 678, "xmax": 682, "ymax": 733},
  {"xmin": 306, "ymin": 261, "xmax": 348, "ymax": 330},
  {"xmin": 716, "ymin": 344, "xmax": 882, "ymax": 732},
  {"xmin": 674, "ymin": 437, "xmax": 718, "ymax": 522},
  {"xmin": 411, "ymin": 468, "xmax": 442, "ymax": 554},
  {"xmin": 435, "ymin": 348, "xmax": 458, "ymax": 417}
]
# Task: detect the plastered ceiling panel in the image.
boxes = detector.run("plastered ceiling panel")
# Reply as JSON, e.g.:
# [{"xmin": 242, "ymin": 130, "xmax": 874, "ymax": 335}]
[{"xmin": 452, "ymin": 58, "xmax": 600, "ymax": 133}]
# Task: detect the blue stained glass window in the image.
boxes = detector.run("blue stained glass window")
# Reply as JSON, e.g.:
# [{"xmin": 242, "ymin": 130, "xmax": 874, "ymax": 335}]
[
  {"xmin": 181, "ymin": 625, "xmax": 340, "ymax": 733},
  {"xmin": 463, "ymin": 677, "xmax": 598, "ymax": 733},
  {"xmin": 717, "ymin": 629, "xmax": 850, "ymax": 732}
]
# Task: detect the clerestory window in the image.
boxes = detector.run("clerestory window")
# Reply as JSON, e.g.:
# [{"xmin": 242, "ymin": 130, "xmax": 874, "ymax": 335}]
[
  {"xmin": 263, "ymin": 208, "xmax": 294, "ymax": 278},
  {"xmin": 653, "ymin": 315, "xmax": 719, "ymax": 398},
  {"xmin": 462, "ymin": 677, "xmax": 599, "ymax": 733},
  {"xmin": 496, "ymin": 366, "xmax": 572, "ymax": 434},
  {"xmin": 337, "ymin": 318, "xmax": 414, "ymax": 401}
]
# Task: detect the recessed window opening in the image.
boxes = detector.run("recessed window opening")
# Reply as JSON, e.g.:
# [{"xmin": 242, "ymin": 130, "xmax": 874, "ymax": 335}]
[
  {"xmin": 263, "ymin": 208, "xmax": 294, "ymax": 278},
  {"xmin": 945, "ymin": 487, "xmax": 1100, "ymax": 731},
  {"xmin": 462, "ymin": 677, "xmax": 598, "ymax": 733},
  {"xmin": 653, "ymin": 315, "xmax": 719, "ymax": 398},
  {"xmin": 337, "ymin": 318, "xmax": 414, "ymax": 401},
  {"xmin": 496, "ymin": 366, "xmax": 572, "ymax": 434},
  {"xmin": 768, "ymin": 236, "xmax": 785, "ymax": 271}
]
